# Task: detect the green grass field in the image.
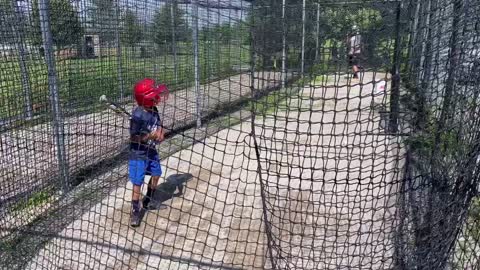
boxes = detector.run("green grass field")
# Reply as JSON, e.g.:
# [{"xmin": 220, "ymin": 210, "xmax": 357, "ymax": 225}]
[
  {"xmin": 0, "ymin": 42, "xmax": 250, "ymax": 120},
  {"xmin": 0, "ymin": 37, "xmax": 394, "ymax": 120}
]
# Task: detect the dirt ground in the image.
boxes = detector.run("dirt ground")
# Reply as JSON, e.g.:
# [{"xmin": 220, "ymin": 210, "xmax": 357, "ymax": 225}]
[{"xmin": 25, "ymin": 72, "xmax": 404, "ymax": 270}]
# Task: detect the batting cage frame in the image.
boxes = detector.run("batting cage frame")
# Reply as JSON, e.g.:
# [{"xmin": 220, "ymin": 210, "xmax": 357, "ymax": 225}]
[{"xmin": 0, "ymin": 0, "xmax": 479, "ymax": 269}]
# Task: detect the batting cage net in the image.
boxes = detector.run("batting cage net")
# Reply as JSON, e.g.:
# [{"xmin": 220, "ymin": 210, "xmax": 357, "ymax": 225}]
[{"xmin": 0, "ymin": 0, "xmax": 479, "ymax": 269}]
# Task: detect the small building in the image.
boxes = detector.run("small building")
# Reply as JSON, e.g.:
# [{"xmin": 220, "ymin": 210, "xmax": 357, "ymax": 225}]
[{"xmin": 82, "ymin": 34, "xmax": 100, "ymax": 58}]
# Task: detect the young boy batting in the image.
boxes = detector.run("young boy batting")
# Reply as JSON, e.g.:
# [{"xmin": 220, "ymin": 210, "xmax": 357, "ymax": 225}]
[{"xmin": 129, "ymin": 78, "xmax": 168, "ymax": 227}]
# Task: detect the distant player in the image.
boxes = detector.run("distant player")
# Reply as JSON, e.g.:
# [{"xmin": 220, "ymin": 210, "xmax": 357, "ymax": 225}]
[
  {"xmin": 347, "ymin": 25, "xmax": 362, "ymax": 79},
  {"xmin": 129, "ymin": 78, "xmax": 168, "ymax": 227}
]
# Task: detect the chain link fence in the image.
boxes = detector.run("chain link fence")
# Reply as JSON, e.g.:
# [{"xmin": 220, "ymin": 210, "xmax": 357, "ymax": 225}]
[{"xmin": 0, "ymin": 0, "xmax": 479, "ymax": 269}]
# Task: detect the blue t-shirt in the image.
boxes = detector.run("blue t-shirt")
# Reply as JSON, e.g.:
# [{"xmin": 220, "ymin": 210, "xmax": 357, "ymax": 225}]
[{"xmin": 129, "ymin": 106, "xmax": 161, "ymax": 160}]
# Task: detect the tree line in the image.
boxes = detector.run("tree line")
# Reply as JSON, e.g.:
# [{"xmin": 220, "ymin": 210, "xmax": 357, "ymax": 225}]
[
  {"xmin": 0, "ymin": 0, "xmax": 247, "ymax": 53},
  {"xmin": 250, "ymin": 0, "xmax": 398, "ymax": 69},
  {"xmin": 0, "ymin": 0, "xmax": 396, "ymax": 64}
]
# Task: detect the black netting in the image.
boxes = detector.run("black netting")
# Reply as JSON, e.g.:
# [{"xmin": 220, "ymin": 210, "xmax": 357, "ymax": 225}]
[{"xmin": 0, "ymin": 0, "xmax": 479, "ymax": 269}]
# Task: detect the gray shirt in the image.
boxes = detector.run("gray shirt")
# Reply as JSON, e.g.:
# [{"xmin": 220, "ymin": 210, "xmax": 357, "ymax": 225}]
[{"xmin": 349, "ymin": 34, "xmax": 362, "ymax": 55}]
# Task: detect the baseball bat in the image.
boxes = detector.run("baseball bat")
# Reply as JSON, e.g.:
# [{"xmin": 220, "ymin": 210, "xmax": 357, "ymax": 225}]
[
  {"xmin": 99, "ymin": 95, "xmax": 204, "ymax": 144},
  {"xmin": 99, "ymin": 95, "xmax": 132, "ymax": 119}
]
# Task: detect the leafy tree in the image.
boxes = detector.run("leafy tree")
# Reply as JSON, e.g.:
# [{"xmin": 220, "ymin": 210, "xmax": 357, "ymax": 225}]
[
  {"xmin": 31, "ymin": 0, "xmax": 83, "ymax": 48},
  {"xmin": 249, "ymin": 0, "xmax": 283, "ymax": 68},
  {"xmin": 152, "ymin": 3, "xmax": 190, "ymax": 51},
  {"xmin": 201, "ymin": 23, "xmax": 248, "ymax": 45},
  {"xmin": 250, "ymin": 0, "xmax": 390, "ymax": 70},
  {"xmin": 90, "ymin": 0, "xmax": 116, "ymax": 44},
  {"xmin": 215, "ymin": 24, "xmax": 234, "ymax": 45},
  {"xmin": 122, "ymin": 9, "xmax": 142, "ymax": 50},
  {"xmin": 0, "ymin": 0, "xmax": 17, "ymax": 45}
]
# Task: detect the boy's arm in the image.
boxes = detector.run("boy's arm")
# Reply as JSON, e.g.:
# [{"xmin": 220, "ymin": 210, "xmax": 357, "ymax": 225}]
[
  {"xmin": 130, "ymin": 132, "xmax": 157, "ymax": 143},
  {"xmin": 155, "ymin": 126, "xmax": 165, "ymax": 142},
  {"xmin": 130, "ymin": 116, "xmax": 159, "ymax": 143},
  {"xmin": 153, "ymin": 107, "xmax": 165, "ymax": 142}
]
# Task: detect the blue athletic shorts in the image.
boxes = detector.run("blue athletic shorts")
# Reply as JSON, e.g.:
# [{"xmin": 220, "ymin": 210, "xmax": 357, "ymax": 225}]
[{"xmin": 128, "ymin": 154, "xmax": 162, "ymax": 186}]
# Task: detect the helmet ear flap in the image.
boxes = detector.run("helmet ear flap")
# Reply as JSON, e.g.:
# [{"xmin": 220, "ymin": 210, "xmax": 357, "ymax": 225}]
[{"xmin": 156, "ymin": 84, "xmax": 169, "ymax": 102}]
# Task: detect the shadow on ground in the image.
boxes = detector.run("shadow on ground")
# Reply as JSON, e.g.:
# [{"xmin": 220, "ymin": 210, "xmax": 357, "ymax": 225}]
[{"xmin": 151, "ymin": 173, "xmax": 193, "ymax": 209}]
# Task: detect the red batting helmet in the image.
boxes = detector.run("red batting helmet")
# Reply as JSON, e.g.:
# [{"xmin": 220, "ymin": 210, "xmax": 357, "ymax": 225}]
[{"xmin": 133, "ymin": 78, "xmax": 169, "ymax": 107}]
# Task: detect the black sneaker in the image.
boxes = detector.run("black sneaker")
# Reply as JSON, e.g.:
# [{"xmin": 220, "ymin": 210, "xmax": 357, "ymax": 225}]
[{"xmin": 130, "ymin": 210, "xmax": 141, "ymax": 227}]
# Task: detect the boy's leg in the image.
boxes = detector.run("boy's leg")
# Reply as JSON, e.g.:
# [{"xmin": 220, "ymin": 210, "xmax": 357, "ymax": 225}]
[
  {"xmin": 129, "ymin": 160, "xmax": 146, "ymax": 227},
  {"xmin": 143, "ymin": 154, "xmax": 162, "ymax": 209},
  {"xmin": 130, "ymin": 184, "xmax": 142, "ymax": 226},
  {"xmin": 132, "ymin": 184, "xmax": 142, "ymax": 205},
  {"xmin": 143, "ymin": 176, "xmax": 160, "ymax": 208},
  {"xmin": 149, "ymin": 176, "xmax": 161, "ymax": 191},
  {"xmin": 348, "ymin": 55, "xmax": 356, "ymax": 78},
  {"xmin": 353, "ymin": 65, "xmax": 359, "ymax": 78},
  {"xmin": 352, "ymin": 55, "xmax": 360, "ymax": 78}
]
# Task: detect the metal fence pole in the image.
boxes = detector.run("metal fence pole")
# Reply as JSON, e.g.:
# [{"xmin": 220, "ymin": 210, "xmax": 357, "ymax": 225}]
[
  {"xmin": 115, "ymin": 0, "xmax": 124, "ymax": 100},
  {"xmin": 142, "ymin": 0, "xmax": 147, "ymax": 68},
  {"xmin": 388, "ymin": 2, "xmax": 403, "ymax": 134},
  {"xmin": 12, "ymin": 2, "xmax": 33, "ymax": 119},
  {"xmin": 38, "ymin": 0, "xmax": 70, "ymax": 192},
  {"xmin": 315, "ymin": 3, "xmax": 320, "ymax": 62},
  {"xmin": 301, "ymin": 0, "xmax": 306, "ymax": 75},
  {"xmin": 281, "ymin": 0, "xmax": 287, "ymax": 88},
  {"xmin": 411, "ymin": 0, "xmax": 425, "ymax": 86},
  {"xmin": 192, "ymin": 0, "xmax": 202, "ymax": 127},
  {"xmin": 416, "ymin": 0, "xmax": 435, "ymax": 131},
  {"xmin": 171, "ymin": 0, "xmax": 178, "ymax": 83}
]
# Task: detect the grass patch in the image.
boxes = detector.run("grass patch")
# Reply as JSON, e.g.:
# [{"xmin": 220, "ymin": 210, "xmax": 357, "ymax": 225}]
[
  {"xmin": 0, "ymin": 233, "xmax": 19, "ymax": 252},
  {"xmin": 12, "ymin": 190, "xmax": 53, "ymax": 213},
  {"xmin": 217, "ymin": 113, "xmax": 244, "ymax": 128},
  {"xmin": 466, "ymin": 197, "xmax": 480, "ymax": 241},
  {"xmin": 312, "ymin": 75, "xmax": 331, "ymax": 85},
  {"xmin": 251, "ymin": 86, "xmax": 304, "ymax": 116},
  {"xmin": 453, "ymin": 197, "xmax": 480, "ymax": 268},
  {"xmin": 250, "ymin": 73, "xmax": 334, "ymax": 116},
  {"xmin": 0, "ymin": 42, "xmax": 250, "ymax": 120}
]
